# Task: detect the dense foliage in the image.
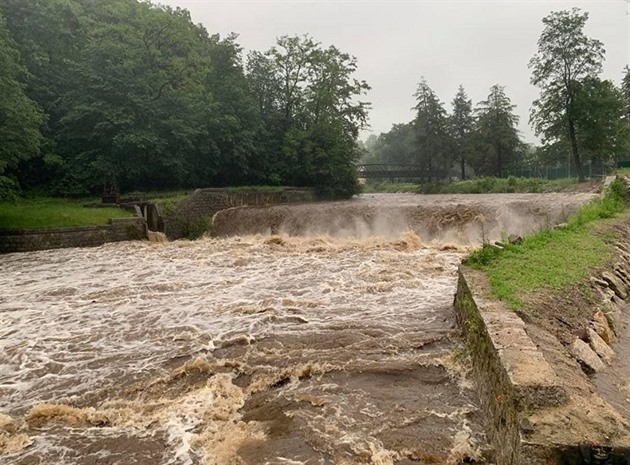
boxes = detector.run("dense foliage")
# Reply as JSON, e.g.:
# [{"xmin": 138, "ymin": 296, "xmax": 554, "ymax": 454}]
[
  {"xmin": 0, "ymin": 0, "xmax": 368, "ymax": 199},
  {"xmin": 0, "ymin": 9, "xmax": 44, "ymax": 199},
  {"xmin": 1, "ymin": 2, "xmax": 627, "ymax": 199}
]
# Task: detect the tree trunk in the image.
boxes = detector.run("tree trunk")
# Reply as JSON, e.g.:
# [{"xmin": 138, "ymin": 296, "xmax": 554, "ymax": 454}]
[
  {"xmin": 460, "ymin": 154, "xmax": 466, "ymax": 180},
  {"xmin": 568, "ymin": 118, "xmax": 585, "ymax": 182}
]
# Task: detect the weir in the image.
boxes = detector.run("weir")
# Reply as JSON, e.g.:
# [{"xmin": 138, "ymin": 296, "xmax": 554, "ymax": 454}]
[
  {"xmin": 212, "ymin": 192, "xmax": 592, "ymax": 243},
  {"xmin": 1, "ymin": 191, "xmax": 618, "ymax": 465}
]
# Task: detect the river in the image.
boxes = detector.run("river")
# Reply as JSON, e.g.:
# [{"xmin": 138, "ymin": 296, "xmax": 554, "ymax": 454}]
[{"xmin": 0, "ymin": 193, "xmax": 596, "ymax": 465}]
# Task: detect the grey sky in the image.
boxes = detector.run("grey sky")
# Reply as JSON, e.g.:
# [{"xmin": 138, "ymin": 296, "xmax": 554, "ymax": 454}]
[{"xmin": 157, "ymin": 0, "xmax": 629, "ymax": 143}]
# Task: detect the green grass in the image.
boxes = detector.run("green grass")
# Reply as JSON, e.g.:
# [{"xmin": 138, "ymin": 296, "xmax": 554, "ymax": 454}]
[
  {"xmin": 361, "ymin": 182, "xmax": 419, "ymax": 193},
  {"xmin": 0, "ymin": 197, "xmax": 132, "ymax": 230},
  {"xmin": 464, "ymin": 178, "xmax": 628, "ymax": 308},
  {"xmin": 362, "ymin": 177, "xmax": 581, "ymax": 195},
  {"xmin": 141, "ymin": 190, "xmax": 192, "ymax": 205},
  {"xmin": 225, "ymin": 185, "xmax": 292, "ymax": 193}
]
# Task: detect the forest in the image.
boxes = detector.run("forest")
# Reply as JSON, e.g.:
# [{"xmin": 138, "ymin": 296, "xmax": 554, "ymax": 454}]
[
  {"xmin": 0, "ymin": 0, "xmax": 369, "ymax": 200},
  {"xmin": 0, "ymin": 1, "xmax": 628, "ymax": 200}
]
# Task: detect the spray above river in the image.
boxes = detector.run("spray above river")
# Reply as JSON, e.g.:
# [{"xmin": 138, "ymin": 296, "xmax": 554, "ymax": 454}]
[{"xmin": 0, "ymin": 193, "xmax": 595, "ymax": 464}]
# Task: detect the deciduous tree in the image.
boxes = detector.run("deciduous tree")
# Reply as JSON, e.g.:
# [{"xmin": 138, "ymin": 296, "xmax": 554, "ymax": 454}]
[
  {"xmin": 573, "ymin": 77, "xmax": 626, "ymax": 162},
  {"xmin": 529, "ymin": 8, "xmax": 605, "ymax": 181},
  {"xmin": 0, "ymin": 9, "xmax": 44, "ymax": 197}
]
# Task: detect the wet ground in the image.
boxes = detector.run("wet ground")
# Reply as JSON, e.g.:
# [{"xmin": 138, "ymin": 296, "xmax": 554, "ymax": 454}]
[{"xmin": 0, "ymin": 193, "xmax": 597, "ymax": 464}]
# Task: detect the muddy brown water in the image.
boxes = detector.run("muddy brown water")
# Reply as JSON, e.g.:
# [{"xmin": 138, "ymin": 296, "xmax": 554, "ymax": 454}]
[{"xmin": 0, "ymin": 193, "xmax": 596, "ymax": 465}]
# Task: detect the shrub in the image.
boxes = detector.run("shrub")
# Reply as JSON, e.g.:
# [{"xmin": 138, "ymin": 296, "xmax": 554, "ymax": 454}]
[
  {"xmin": 0, "ymin": 176, "xmax": 20, "ymax": 201},
  {"xmin": 181, "ymin": 215, "xmax": 212, "ymax": 240}
]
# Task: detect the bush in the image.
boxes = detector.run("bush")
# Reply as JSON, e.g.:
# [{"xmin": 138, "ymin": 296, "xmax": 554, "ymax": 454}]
[
  {"xmin": 181, "ymin": 215, "xmax": 212, "ymax": 240},
  {"xmin": 0, "ymin": 176, "xmax": 20, "ymax": 201}
]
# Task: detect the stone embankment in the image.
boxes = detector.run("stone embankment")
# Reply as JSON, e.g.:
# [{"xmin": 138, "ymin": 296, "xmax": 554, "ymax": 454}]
[
  {"xmin": 0, "ymin": 217, "xmax": 147, "ymax": 254},
  {"xmin": 455, "ymin": 180, "xmax": 630, "ymax": 465},
  {"xmin": 155, "ymin": 188, "xmax": 314, "ymax": 239}
]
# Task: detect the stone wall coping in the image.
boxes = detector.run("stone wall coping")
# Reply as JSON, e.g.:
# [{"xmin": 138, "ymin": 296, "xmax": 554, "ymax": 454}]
[
  {"xmin": 0, "ymin": 217, "xmax": 147, "ymax": 253},
  {"xmin": 458, "ymin": 265, "xmax": 567, "ymax": 408},
  {"xmin": 0, "ymin": 225, "xmax": 111, "ymax": 235}
]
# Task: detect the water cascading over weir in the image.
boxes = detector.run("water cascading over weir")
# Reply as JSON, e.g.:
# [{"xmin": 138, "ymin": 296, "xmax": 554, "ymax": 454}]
[{"xmin": 211, "ymin": 192, "xmax": 592, "ymax": 244}]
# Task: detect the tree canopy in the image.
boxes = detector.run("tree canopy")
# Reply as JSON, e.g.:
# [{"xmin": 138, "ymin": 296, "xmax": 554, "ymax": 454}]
[
  {"xmin": 363, "ymin": 81, "xmax": 524, "ymax": 180},
  {"xmin": 449, "ymin": 85, "xmax": 474, "ymax": 180},
  {"xmin": 0, "ymin": 0, "xmax": 369, "ymax": 199},
  {"xmin": 473, "ymin": 85, "xmax": 522, "ymax": 177},
  {"xmin": 0, "ymin": 8, "xmax": 44, "ymax": 197},
  {"xmin": 0, "ymin": 1, "xmax": 627, "ymax": 199}
]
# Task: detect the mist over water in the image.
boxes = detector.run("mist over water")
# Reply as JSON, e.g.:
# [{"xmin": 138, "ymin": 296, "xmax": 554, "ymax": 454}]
[{"xmin": 0, "ymin": 193, "xmax": 596, "ymax": 464}]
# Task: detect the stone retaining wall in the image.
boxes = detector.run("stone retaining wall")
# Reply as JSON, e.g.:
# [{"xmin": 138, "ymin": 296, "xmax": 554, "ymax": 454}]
[
  {"xmin": 455, "ymin": 262, "xmax": 630, "ymax": 464},
  {"xmin": 0, "ymin": 218, "xmax": 147, "ymax": 254},
  {"xmin": 455, "ymin": 267, "xmax": 569, "ymax": 465},
  {"xmin": 160, "ymin": 188, "xmax": 315, "ymax": 239}
]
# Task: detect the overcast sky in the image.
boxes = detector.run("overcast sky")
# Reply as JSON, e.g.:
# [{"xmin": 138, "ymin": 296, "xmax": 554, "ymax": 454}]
[{"xmin": 157, "ymin": 0, "xmax": 629, "ymax": 144}]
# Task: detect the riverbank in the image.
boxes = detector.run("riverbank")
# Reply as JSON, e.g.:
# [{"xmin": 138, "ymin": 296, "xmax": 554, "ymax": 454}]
[
  {"xmin": 0, "ymin": 197, "xmax": 132, "ymax": 230},
  {"xmin": 455, "ymin": 176, "xmax": 630, "ymax": 464}
]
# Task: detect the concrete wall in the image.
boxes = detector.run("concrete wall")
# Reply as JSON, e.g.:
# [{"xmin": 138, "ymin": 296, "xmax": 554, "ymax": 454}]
[
  {"xmin": 160, "ymin": 188, "xmax": 315, "ymax": 239},
  {"xmin": 0, "ymin": 218, "xmax": 147, "ymax": 254}
]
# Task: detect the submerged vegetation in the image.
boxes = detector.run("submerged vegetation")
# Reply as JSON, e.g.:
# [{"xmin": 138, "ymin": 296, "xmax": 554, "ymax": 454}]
[{"xmin": 464, "ymin": 178, "xmax": 629, "ymax": 308}]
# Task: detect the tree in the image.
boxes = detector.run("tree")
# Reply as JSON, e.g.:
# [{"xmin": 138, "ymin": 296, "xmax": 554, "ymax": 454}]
[
  {"xmin": 622, "ymin": 67, "xmax": 630, "ymax": 159},
  {"xmin": 413, "ymin": 78, "xmax": 450, "ymax": 181},
  {"xmin": 59, "ymin": 2, "xmax": 211, "ymax": 193},
  {"xmin": 529, "ymin": 8, "xmax": 605, "ymax": 181},
  {"xmin": 0, "ymin": 8, "xmax": 44, "ymax": 197},
  {"xmin": 362, "ymin": 123, "xmax": 415, "ymax": 165},
  {"xmin": 450, "ymin": 85, "xmax": 473, "ymax": 180},
  {"xmin": 197, "ymin": 33, "xmax": 260, "ymax": 186},
  {"xmin": 473, "ymin": 85, "xmax": 522, "ymax": 177},
  {"xmin": 573, "ymin": 77, "xmax": 626, "ymax": 162},
  {"xmin": 247, "ymin": 35, "xmax": 370, "ymax": 197},
  {"xmin": 623, "ymin": 67, "xmax": 630, "ymax": 118}
]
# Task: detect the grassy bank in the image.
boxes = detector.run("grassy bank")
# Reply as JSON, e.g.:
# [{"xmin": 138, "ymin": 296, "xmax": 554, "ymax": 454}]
[
  {"xmin": 143, "ymin": 190, "xmax": 192, "ymax": 205},
  {"xmin": 0, "ymin": 197, "xmax": 132, "ymax": 230},
  {"xmin": 463, "ymin": 178, "xmax": 628, "ymax": 309},
  {"xmin": 363, "ymin": 177, "xmax": 582, "ymax": 194},
  {"xmin": 225, "ymin": 185, "xmax": 292, "ymax": 193}
]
